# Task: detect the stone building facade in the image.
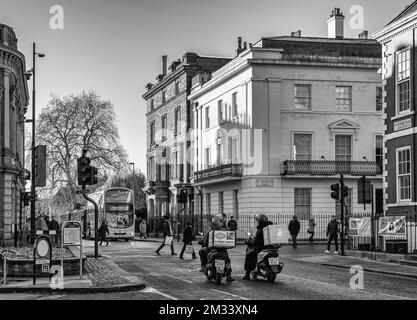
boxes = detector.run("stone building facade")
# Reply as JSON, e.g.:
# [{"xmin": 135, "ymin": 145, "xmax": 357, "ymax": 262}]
[
  {"xmin": 142, "ymin": 53, "xmax": 230, "ymax": 222},
  {"xmin": 190, "ymin": 9, "xmax": 384, "ymax": 236},
  {"xmin": 0, "ymin": 24, "xmax": 30, "ymax": 245}
]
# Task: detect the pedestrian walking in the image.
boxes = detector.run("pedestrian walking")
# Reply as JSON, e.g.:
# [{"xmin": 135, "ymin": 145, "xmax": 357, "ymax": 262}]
[
  {"xmin": 139, "ymin": 219, "xmax": 148, "ymax": 239},
  {"xmin": 180, "ymin": 222, "xmax": 197, "ymax": 259},
  {"xmin": 155, "ymin": 215, "xmax": 177, "ymax": 255},
  {"xmin": 227, "ymin": 215, "xmax": 238, "ymax": 231},
  {"xmin": 48, "ymin": 216, "xmax": 60, "ymax": 244},
  {"xmin": 288, "ymin": 215, "xmax": 300, "ymax": 248},
  {"xmin": 325, "ymin": 215, "xmax": 339, "ymax": 254},
  {"xmin": 308, "ymin": 218, "xmax": 316, "ymax": 243},
  {"xmin": 35, "ymin": 216, "xmax": 49, "ymax": 231},
  {"xmin": 98, "ymin": 220, "xmax": 109, "ymax": 246}
]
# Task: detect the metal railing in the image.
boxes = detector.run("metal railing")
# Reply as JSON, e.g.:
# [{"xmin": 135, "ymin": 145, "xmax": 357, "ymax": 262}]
[
  {"xmin": 194, "ymin": 163, "xmax": 243, "ymax": 183},
  {"xmin": 283, "ymin": 160, "xmax": 382, "ymax": 176}
]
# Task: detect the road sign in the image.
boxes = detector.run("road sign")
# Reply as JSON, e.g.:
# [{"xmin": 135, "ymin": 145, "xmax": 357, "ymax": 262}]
[{"xmin": 63, "ymin": 224, "xmax": 81, "ymax": 245}]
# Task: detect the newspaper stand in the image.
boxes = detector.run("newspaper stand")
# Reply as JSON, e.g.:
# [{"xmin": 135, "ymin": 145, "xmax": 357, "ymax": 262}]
[{"xmin": 61, "ymin": 221, "xmax": 83, "ymax": 279}]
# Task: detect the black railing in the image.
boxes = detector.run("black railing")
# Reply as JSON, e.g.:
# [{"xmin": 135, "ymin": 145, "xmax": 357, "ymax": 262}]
[
  {"xmin": 194, "ymin": 163, "xmax": 243, "ymax": 183},
  {"xmin": 283, "ymin": 160, "xmax": 382, "ymax": 176}
]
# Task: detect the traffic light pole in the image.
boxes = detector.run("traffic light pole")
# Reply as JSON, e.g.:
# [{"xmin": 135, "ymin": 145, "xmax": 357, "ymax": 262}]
[
  {"xmin": 340, "ymin": 174, "xmax": 345, "ymax": 256},
  {"xmin": 81, "ymin": 186, "xmax": 99, "ymax": 259}
]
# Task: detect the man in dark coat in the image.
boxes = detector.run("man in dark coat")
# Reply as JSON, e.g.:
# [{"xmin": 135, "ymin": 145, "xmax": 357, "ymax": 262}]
[
  {"xmin": 288, "ymin": 215, "xmax": 300, "ymax": 248},
  {"xmin": 325, "ymin": 215, "xmax": 340, "ymax": 254},
  {"xmin": 227, "ymin": 216, "xmax": 238, "ymax": 231},
  {"xmin": 48, "ymin": 216, "xmax": 60, "ymax": 244},
  {"xmin": 243, "ymin": 214, "xmax": 273, "ymax": 280},
  {"xmin": 155, "ymin": 215, "xmax": 177, "ymax": 255},
  {"xmin": 98, "ymin": 220, "xmax": 109, "ymax": 246},
  {"xmin": 179, "ymin": 222, "xmax": 196, "ymax": 259}
]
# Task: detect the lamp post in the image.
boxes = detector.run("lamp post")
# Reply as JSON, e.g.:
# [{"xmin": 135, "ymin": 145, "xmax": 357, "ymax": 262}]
[
  {"xmin": 129, "ymin": 162, "xmax": 135, "ymax": 208},
  {"xmin": 28, "ymin": 42, "xmax": 45, "ymax": 231}
]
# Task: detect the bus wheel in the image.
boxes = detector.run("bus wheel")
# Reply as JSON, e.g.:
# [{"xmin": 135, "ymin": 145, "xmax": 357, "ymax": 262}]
[{"xmin": 125, "ymin": 238, "xmax": 129, "ymax": 242}]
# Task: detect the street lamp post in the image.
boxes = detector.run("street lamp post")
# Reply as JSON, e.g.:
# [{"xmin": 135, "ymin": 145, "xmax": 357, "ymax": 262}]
[
  {"xmin": 129, "ymin": 162, "xmax": 135, "ymax": 208},
  {"xmin": 29, "ymin": 42, "xmax": 45, "ymax": 231}
]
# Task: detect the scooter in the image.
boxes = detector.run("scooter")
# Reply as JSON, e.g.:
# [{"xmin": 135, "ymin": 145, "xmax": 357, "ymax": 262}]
[
  {"xmin": 246, "ymin": 232, "xmax": 284, "ymax": 283},
  {"xmin": 198, "ymin": 232, "xmax": 233, "ymax": 284}
]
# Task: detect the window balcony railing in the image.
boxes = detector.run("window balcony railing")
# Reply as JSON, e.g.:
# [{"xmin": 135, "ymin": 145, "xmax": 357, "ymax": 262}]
[
  {"xmin": 283, "ymin": 160, "xmax": 382, "ymax": 176},
  {"xmin": 194, "ymin": 163, "xmax": 243, "ymax": 183}
]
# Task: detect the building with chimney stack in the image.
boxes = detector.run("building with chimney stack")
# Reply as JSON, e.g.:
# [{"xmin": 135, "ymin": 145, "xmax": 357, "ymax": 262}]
[
  {"xmin": 374, "ymin": 0, "xmax": 417, "ymax": 253},
  {"xmin": 189, "ymin": 8, "xmax": 383, "ymax": 238},
  {"xmin": 142, "ymin": 53, "xmax": 230, "ymax": 231},
  {"xmin": 0, "ymin": 24, "xmax": 30, "ymax": 246}
]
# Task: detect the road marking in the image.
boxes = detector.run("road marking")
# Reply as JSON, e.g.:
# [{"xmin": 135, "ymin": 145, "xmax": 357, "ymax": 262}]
[
  {"xmin": 281, "ymin": 274, "xmax": 413, "ymax": 300},
  {"xmin": 142, "ymin": 287, "xmax": 178, "ymax": 300},
  {"xmin": 132, "ymin": 272, "xmax": 195, "ymax": 284},
  {"xmin": 37, "ymin": 295, "xmax": 64, "ymax": 300},
  {"xmin": 210, "ymin": 289, "xmax": 249, "ymax": 300},
  {"xmin": 165, "ymin": 274, "xmax": 194, "ymax": 284}
]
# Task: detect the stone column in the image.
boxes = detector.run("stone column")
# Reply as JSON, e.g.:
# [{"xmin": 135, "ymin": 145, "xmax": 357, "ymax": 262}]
[{"xmin": 3, "ymin": 71, "xmax": 10, "ymax": 148}]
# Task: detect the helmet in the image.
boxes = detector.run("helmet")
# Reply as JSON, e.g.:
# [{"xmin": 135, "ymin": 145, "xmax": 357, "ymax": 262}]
[{"xmin": 259, "ymin": 214, "xmax": 268, "ymax": 223}]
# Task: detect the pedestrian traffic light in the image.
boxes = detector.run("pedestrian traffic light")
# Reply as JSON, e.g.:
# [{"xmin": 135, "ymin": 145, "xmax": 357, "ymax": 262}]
[
  {"xmin": 341, "ymin": 185, "xmax": 349, "ymax": 199},
  {"xmin": 177, "ymin": 188, "xmax": 188, "ymax": 203},
  {"xmin": 331, "ymin": 183, "xmax": 339, "ymax": 200},
  {"xmin": 23, "ymin": 192, "xmax": 31, "ymax": 206}
]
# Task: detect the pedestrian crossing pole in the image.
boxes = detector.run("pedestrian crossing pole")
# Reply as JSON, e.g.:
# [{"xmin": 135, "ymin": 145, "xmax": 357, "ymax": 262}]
[{"xmin": 340, "ymin": 174, "xmax": 345, "ymax": 256}]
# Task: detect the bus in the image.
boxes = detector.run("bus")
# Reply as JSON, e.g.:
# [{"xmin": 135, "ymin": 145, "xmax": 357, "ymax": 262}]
[{"xmin": 60, "ymin": 187, "xmax": 135, "ymax": 241}]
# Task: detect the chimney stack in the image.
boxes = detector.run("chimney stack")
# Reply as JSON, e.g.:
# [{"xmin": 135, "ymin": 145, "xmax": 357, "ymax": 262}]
[
  {"xmin": 291, "ymin": 30, "xmax": 302, "ymax": 37},
  {"xmin": 236, "ymin": 36, "xmax": 244, "ymax": 55},
  {"xmin": 327, "ymin": 8, "xmax": 344, "ymax": 39},
  {"xmin": 243, "ymin": 42, "xmax": 247, "ymax": 50},
  {"xmin": 358, "ymin": 30, "xmax": 368, "ymax": 39},
  {"xmin": 161, "ymin": 55, "xmax": 168, "ymax": 75}
]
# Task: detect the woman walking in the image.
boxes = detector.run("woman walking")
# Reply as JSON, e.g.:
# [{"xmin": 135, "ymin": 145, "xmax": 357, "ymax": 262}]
[
  {"xmin": 180, "ymin": 222, "xmax": 197, "ymax": 259},
  {"xmin": 139, "ymin": 219, "xmax": 148, "ymax": 239},
  {"xmin": 98, "ymin": 220, "xmax": 109, "ymax": 246},
  {"xmin": 308, "ymin": 218, "xmax": 316, "ymax": 242}
]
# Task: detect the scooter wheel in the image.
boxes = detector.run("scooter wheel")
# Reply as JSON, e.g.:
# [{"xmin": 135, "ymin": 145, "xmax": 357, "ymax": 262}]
[
  {"xmin": 267, "ymin": 272, "xmax": 276, "ymax": 283},
  {"xmin": 215, "ymin": 273, "xmax": 222, "ymax": 284}
]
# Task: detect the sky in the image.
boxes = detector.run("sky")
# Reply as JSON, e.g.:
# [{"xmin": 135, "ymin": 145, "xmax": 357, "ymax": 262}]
[{"xmin": 0, "ymin": 0, "xmax": 412, "ymax": 174}]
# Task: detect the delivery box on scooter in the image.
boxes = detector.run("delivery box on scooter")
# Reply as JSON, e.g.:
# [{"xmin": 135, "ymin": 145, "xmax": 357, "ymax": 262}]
[
  {"xmin": 208, "ymin": 230, "xmax": 236, "ymax": 249},
  {"xmin": 263, "ymin": 224, "xmax": 290, "ymax": 246}
]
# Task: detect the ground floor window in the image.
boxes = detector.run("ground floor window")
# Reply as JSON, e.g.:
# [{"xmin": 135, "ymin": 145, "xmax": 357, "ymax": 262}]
[
  {"xmin": 294, "ymin": 188, "xmax": 311, "ymax": 220},
  {"xmin": 206, "ymin": 193, "xmax": 211, "ymax": 215},
  {"xmin": 233, "ymin": 190, "xmax": 239, "ymax": 219},
  {"xmin": 218, "ymin": 192, "xmax": 224, "ymax": 215},
  {"xmin": 397, "ymin": 147, "xmax": 411, "ymax": 201}
]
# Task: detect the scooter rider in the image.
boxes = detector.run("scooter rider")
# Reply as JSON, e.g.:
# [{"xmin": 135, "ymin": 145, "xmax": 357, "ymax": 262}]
[
  {"xmin": 243, "ymin": 214, "xmax": 273, "ymax": 280},
  {"xmin": 198, "ymin": 214, "xmax": 235, "ymax": 282}
]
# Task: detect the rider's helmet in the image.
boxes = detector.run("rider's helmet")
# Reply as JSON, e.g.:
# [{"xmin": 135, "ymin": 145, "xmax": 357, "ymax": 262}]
[{"xmin": 259, "ymin": 214, "xmax": 268, "ymax": 223}]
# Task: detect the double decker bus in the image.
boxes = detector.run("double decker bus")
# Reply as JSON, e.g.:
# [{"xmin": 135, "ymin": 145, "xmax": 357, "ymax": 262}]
[{"xmin": 60, "ymin": 187, "xmax": 135, "ymax": 241}]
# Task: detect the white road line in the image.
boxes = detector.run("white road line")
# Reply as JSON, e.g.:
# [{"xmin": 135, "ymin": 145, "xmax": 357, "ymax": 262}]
[
  {"xmin": 210, "ymin": 289, "xmax": 249, "ymax": 300},
  {"xmin": 142, "ymin": 287, "xmax": 178, "ymax": 300},
  {"xmin": 281, "ymin": 274, "xmax": 413, "ymax": 300},
  {"xmin": 165, "ymin": 274, "xmax": 194, "ymax": 284},
  {"xmin": 37, "ymin": 295, "xmax": 64, "ymax": 300}
]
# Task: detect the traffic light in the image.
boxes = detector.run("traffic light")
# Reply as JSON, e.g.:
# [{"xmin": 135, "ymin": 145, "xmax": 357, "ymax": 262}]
[
  {"xmin": 34, "ymin": 145, "xmax": 47, "ymax": 187},
  {"xmin": 177, "ymin": 188, "xmax": 188, "ymax": 203},
  {"xmin": 341, "ymin": 185, "xmax": 349, "ymax": 199},
  {"xmin": 330, "ymin": 183, "xmax": 339, "ymax": 200},
  {"xmin": 77, "ymin": 155, "xmax": 91, "ymax": 186},
  {"xmin": 90, "ymin": 166, "xmax": 98, "ymax": 185},
  {"xmin": 23, "ymin": 192, "xmax": 31, "ymax": 206}
]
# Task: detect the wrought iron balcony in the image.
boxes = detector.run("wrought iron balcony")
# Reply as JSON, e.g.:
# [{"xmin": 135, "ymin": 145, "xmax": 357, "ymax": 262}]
[
  {"xmin": 283, "ymin": 160, "xmax": 382, "ymax": 176},
  {"xmin": 194, "ymin": 163, "xmax": 243, "ymax": 183}
]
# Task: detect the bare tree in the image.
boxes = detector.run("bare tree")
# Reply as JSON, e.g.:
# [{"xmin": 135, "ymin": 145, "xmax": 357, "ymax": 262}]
[{"xmin": 36, "ymin": 91, "xmax": 129, "ymax": 209}]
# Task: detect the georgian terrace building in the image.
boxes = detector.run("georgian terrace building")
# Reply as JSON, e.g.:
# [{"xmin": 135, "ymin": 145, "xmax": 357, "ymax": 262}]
[
  {"xmin": 374, "ymin": 1, "xmax": 417, "ymax": 217},
  {"xmin": 189, "ymin": 9, "xmax": 384, "ymax": 235},
  {"xmin": 142, "ymin": 53, "xmax": 230, "ymax": 224},
  {"xmin": 0, "ymin": 24, "xmax": 30, "ymax": 246}
]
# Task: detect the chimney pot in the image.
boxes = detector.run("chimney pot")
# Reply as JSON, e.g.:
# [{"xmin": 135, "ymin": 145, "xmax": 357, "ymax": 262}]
[
  {"xmin": 161, "ymin": 55, "xmax": 168, "ymax": 75},
  {"xmin": 243, "ymin": 42, "xmax": 247, "ymax": 50},
  {"xmin": 358, "ymin": 30, "xmax": 368, "ymax": 39},
  {"xmin": 291, "ymin": 30, "xmax": 302, "ymax": 37},
  {"xmin": 238, "ymin": 36, "xmax": 242, "ymax": 49}
]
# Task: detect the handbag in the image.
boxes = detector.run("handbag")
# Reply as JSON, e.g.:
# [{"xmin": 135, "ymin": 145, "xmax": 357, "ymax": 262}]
[
  {"xmin": 185, "ymin": 244, "xmax": 194, "ymax": 255},
  {"xmin": 164, "ymin": 236, "xmax": 174, "ymax": 245}
]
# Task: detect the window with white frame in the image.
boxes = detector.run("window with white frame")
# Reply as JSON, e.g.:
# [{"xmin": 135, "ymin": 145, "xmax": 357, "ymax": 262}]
[
  {"xmin": 174, "ymin": 107, "xmax": 181, "ymax": 135},
  {"xmin": 335, "ymin": 86, "xmax": 352, "ymax": 112},
  {"xmin": 204, "ymin": 147, "xmax": 211, "ymax": 169},
  {"xmin": 396, "ymin": 48, "xmax": 411, "ymax": 113},
  {"xmin": 231, "ymin": 137, "xmax": 239, "ymax": 163},
  {"xmin": 206, "ymin": 193, "xmax": 211, "ymax": 215},
  {"xmin": 294, "ymin": 188, "xmax": 311, "ymax": 220},
  {"xmin": 162, "ymin": 90, "xmax": 167, "ymax": 103},
  {"xmin": 217, "ymin": 138, "xmax": 224, "ymax": 165},
  {"xmin": 175, "ymin": 81, "xmax": 180, "ymax": 95},
  {"xmin": 293, "ymin": 134, "xmax": 312, "ymax": 160},
  {"xmin": 218, "ymin": 191, "xmax": 224, "ymax": 215},
  {"xmin": 397, "ymin": 147, "xmax": 411, "ymax": 201},
  {"xmin": 205, "ymin": 107, "xmax": 210, "ymax": 129},
  {"xmin": 148, "ymin": 156, "xmax": 156, "ymax": 181},
  {"xmin": 218, "ymin": 100, "xmax": 223, "ymax": 124},
  {"xmin": 376, "ymin": 86, "xmax": 383, "ymax": 112},
  {"xmin": 150, "ymin": 121, "xmax": 155, "ymax": 145},
  {"xmin": 335, "ymin": 135, "xmax": 352, "ymax": 161},
  {"xmin": 232, "ymin": 92, "xmax": 238, "ymax": 117},
  {"xmin": 294, "ymin": 84, "xmax": 311, "ymax": 110},
  {"xmin": 375, "ymin": 135, "xmax": 383, "ymax": 165},
  {"xmin": 161, "ymin": 114, "xmax": 167, "ymax": 140}
]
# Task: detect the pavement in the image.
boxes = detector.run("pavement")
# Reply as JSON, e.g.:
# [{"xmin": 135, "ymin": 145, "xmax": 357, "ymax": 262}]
[
  {"xmin": 0, "ymin": 244, "xmax": 145, "ymax": 294},
  {"xmin": 2, "ymin": 239, "xmax": 417, "ymax": 300}
]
